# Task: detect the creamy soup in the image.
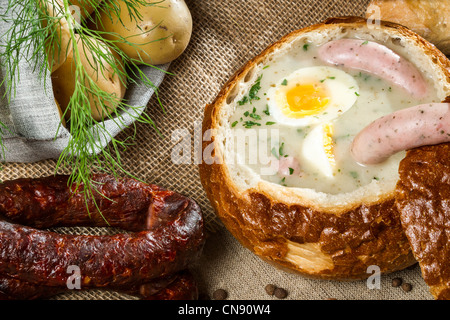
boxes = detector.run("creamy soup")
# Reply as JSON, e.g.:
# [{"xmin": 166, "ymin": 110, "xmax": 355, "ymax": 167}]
[{"xmin": 228, "ymin": 41, "xmax": 440, "ymax": 194}]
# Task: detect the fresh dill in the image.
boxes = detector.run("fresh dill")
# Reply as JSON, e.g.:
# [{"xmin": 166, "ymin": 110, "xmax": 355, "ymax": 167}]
[{"xmin": 0, "ymin": 0, "xmax": 168, "ymax": 221}]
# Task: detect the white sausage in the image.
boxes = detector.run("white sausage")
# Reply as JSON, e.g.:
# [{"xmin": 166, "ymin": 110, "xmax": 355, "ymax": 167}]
[
  {"xmin": 268, "ymin": 156, "xmax": 301, "ymax": 177},
  {"xmin": 351, "ymin": 103, "xmax": 450, "ymax": 165},
  {"xmin": 277, "ymin": 156, "xmax": 301, "ymax": 177},
  {"xmin": 318, "ymin": 39, "xmax": 428, "ymax": 99}
]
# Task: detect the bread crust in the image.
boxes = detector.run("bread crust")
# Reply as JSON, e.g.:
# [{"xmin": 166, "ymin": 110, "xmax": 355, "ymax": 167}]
[
  {"xmin": 396, "ymin": 142, "xmax": 450, "ymax": 300},
  {"xmin": 367, "ymin": 0, "xmax": 450, "ymax": 55},
  {"xmin": 199, "ymin": 17, "xmax": 450, "ymax": 280}
]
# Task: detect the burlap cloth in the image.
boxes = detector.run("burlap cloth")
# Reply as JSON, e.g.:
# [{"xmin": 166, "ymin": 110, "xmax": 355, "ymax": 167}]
[{"xmin": 0, "ymin": 0, "xmax": 435, "ymax": 300}]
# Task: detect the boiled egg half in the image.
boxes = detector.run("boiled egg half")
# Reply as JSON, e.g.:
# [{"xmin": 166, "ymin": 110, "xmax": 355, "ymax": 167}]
[
  {"xmin": 302, "ymin": 123, "xmax": 336, "ymax": 178},
  {"xmin": 267, "ymin": 66, "xmax": 359, "ymax": 127}
]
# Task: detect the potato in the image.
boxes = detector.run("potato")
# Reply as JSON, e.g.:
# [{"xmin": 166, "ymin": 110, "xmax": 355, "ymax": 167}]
[
  {"xmin": 54, "ymin": 98, "xmax": 67, "ymax": 128},
  {"xmin": 93, "ymin": 0, "xmax": 192, "ymax": 65},
  {"xmin": 51, "ymin": 34, "xmax": 126, "ymax": 122},
  {"xmin": 42, "ymin": 0, "xmax": 71, "ymax": 72},
  {"xmin": 69, "ymin": 0, "xmax": 103, "ymax": 20},
  {"xmin": 45, "ymin": 0, "xmax": 104, "ymax": 72}
]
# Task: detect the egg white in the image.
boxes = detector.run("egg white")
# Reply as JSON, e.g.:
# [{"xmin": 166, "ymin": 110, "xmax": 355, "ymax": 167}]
[
  {"xmin": 301, "ymin": 123, "xmax": 336, "ymax": 178},
  {"xmin": 267, "ymin": 66, "xmax": 359, "ymax": 127}
]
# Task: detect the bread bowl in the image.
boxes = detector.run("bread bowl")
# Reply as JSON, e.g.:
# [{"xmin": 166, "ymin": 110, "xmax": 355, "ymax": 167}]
[
  {"xmin": 396, "ymin": 141, "xmax": 450, "ymax": 300},
  {"xmin": 366, "ymin": 0, "xmax": 450, "ymax": 56},
  {"xmin": 395, "ymin": 94, "xmax": 450, "ymax": 300},
  {"xmin": 199, "ymin": 17, "xmax": 450, "ymax": 280}
]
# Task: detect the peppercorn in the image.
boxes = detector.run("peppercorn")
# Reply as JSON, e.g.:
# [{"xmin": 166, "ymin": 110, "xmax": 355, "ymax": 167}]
[
  {"xmin": 273, "ymin": 287, "xmax": 288, "ymax": 299},
  {"xmin": 392, "ymin": 277, "xmax": 403, "ymax": 287},
  {"xmin": 212, "ymin": 288, "xmax": 228, "ymax": 300},
  {"xmin": 401, "ymin": 283, "xmax": 412, "ymax": 292},
  {"xmin": 265, "ymin": 284, "xmax": 276, "ymax": 296}
]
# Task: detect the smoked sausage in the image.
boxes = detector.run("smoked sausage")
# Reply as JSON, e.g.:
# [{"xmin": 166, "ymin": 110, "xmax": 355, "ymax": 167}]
[
  {"xmin": 0, "ymin": 174, "xmax": 188, "ymax": 231},
  {"xmin": 0, "ymin": 174, "xmax": 205, "ymax": 295},
  {"xmin": 0, "ymin": 204, "xmax": 203, "ymax": 288},
  {"xmin": 0, "ymin": 270, "xmax": 197, "ymax": 300}
]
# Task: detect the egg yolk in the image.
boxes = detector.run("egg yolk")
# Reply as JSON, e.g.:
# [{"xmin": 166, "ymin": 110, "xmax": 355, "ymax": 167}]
[
  {"xmin": 283, "ymin": 84, "xmax": 330, "ymax": 118},
  {"xmin": 322, "ymin": 123, "xmax": 336, "ymax": 168}
]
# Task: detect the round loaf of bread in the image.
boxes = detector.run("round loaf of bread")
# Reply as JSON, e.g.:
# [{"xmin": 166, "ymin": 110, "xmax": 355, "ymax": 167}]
[{"xmin": 199, "ymin": 17, "xmax": 450, "ymax": 280}]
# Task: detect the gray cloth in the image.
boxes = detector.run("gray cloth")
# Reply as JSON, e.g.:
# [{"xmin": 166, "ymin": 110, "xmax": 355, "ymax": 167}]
[{"xmin": 0, "ymin": 1, "xmax": 168, "ymax": 163}]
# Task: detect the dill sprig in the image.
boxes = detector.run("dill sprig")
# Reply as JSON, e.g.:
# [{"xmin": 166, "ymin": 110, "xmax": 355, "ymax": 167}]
[{"xmin": 0, "ymin": 0, "xmax": 169, "ymax": 220}]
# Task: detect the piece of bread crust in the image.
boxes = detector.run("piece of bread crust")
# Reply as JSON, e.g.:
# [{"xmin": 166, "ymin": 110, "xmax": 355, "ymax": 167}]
[
  {"xmin": 396, "ymin": 97, "xmax": 450, "ymax": 300},
  {"xmin": 200, "ymin": 17, "xmax": 450, "ymax": 280},
  {"xmin": 366, "ymin": 0, "xmax": 450, "ymax": 55}
]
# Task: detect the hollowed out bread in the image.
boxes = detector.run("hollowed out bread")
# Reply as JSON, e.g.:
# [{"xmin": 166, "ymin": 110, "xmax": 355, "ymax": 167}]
[
  {"xmin": 367, "ymin": 0, "xmax": 450, "ymax": 56},
  {"xmin": 199, "ymin": 17, "xmax": 450, "ymax": 280},
  {"xmin": 396, "ymin": 97, "xmax": 450, "ymax": 299}
]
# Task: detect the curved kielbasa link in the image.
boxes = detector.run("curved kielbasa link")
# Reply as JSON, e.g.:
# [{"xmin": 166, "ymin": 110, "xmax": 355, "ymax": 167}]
[
  {"xmin": 0, "ymin": 271, "xmax": 197, "ymax": 300},
  {"xmin": 351, "ymin": 102, "xmax": 450, "ymax": 165},
  {"xmin": 0, "ymin": 174, "xmax": 188, "ymax": 232},
  {"xmin": 0, "ymin": 201, "xmax": 204, "ymax": 288},
  {"xmin": 318, "ymin": 39, "xmax": 428, "ymax": 98},
  {"xmin": 0, "ymin": 174, "xmax": 204, "ymax": 299},
  {"xmin": 0, "ymin": 274, "xmax": 63, "ymax": 300},
  {"xmin": 141, "ymin": 270, "xmax": 198, "ymax": 300}
]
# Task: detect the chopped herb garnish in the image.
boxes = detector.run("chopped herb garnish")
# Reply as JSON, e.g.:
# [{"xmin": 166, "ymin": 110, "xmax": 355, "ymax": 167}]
[
  {"xmin": 231, "ymin": 121, "xmax": 238, "ymax": 127},
  {"xmin": 303, "ymin": 43, "xmax": 310, "ymax": 51},
  {"xmin": 355, "ymin": 92, "xmax": 360, "ymax": 96},
  {"xmin": 361, "ymin": 40, "xmax": 369, "ymax": 45},
  {"xmin": 243, "ymin": 121, "xmax": 261, "ymax": 128},
  {"xmin": 373, "ymin": 176, "xmax": 380, "ymax": 181},
  {"xmin": 263, "ymin": 65, "xmax": 270, "ymax": 69},
  {"xmin": 271, "ymin": 147, "xmax": 279, "ymax": 159},
  {"xmin": 248, "ymin": 75, "xmax": 263, "ymax": 101},
  {"xmin": 321, "ymin": 77, "xmax": 335, "ymax": 83},
  {"xmin": 238, "ymin": 96, "xmax": 249, "ymax": 105},
  {"xmin": 237, "ymin": 75, "xmax": 263, "ymax": 106},
  {"xmin": 271, "ymin": 142, "xmax": 285, "ymax": 159},
  {"xmin": 266, "ymin": 121, "xmax": 276, "ymax": 125},
  {"xmin": 350, "ymin": 171, "xmax": 359, "ymax": 179},
  {"xmin": 263, "ymin": 105, "xmax": 270, "ymax": 116},
  {"xmin": 279, "ymin": 142, "xmax": 285, "ymax": 156},
  {"xmin": 289, "ymin": 167, "xmax": 294, "ymax": 175},
  {"xmin": 243, "ymin": 107, "xmax": 262, "ymax": 120},
  {"xmin": 281, "ymin": 79, "xmax": 288, "ymax": 86}
]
